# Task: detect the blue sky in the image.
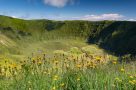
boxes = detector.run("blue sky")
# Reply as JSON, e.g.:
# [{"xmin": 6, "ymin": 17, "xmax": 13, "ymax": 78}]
[{"xmin": 0, "ymin": 0, "xmax": 136, "ymax": 21}]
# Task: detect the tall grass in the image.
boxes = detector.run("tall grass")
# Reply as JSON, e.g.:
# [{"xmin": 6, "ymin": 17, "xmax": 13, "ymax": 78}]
[{"xmin": 0, "ymin": 47, "xmax": 136, "ymax": 90}]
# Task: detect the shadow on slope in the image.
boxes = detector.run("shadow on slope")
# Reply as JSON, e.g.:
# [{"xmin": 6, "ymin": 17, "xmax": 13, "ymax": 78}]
[{"xmin": 87, "ymin": 21, "xmax": 136, "ymax": 56}]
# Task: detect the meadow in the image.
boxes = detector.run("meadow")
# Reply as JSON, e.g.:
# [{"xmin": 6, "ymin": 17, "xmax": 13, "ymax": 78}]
[
  {"xmin": 0, "ymin": 15, "xmax": 136, "ymax": 90},
  {"xmin": 0, "ymin": 38, "xmax": 136, "ymax": 90}
]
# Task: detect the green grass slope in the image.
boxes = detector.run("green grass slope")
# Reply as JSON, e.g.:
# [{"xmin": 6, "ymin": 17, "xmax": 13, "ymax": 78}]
[{"xmin": 0, "ymin": 15, "xmax": 136, "ymax": 56}]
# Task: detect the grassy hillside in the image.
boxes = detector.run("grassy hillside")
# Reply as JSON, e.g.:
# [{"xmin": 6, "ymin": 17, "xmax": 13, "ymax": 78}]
[
  {"xmin": 0, "ymin": 15, "xmax": 112, "ymax": 39},
  {"xmin": 0, "ymin": 15, "xmax": 136, "ymax": 56},
  {"xmin": 0, "ymin": 15, "xmax": 136, "ymax": 90}
]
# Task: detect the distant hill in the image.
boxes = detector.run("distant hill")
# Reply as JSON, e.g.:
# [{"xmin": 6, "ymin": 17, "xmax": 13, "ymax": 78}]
[{"xmin": 0, "ymin": 15, "xmax": 136, "ymax": 56}]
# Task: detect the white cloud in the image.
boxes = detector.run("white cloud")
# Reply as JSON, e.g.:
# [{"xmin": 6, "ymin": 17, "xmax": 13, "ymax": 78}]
[
  {"xmin": 11, "ymin": 16, "xmax": 17, "ymax": 18},
  {"xmin": 74, "ymin": 14, "xmax": 124, "ymax": 21},
  {"xmin": 128, "ymin": 19, "xmax": 136, "ymax": 21},
  {"xmin": 43, "ymin": 0, "xmax": 73, "ymax": 7}
]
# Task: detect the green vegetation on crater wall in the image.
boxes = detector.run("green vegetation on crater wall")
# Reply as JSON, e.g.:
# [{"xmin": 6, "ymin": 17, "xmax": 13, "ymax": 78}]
[{"xmin": 0, "ymin": 15, "xmax": 136, "ymax": 56}]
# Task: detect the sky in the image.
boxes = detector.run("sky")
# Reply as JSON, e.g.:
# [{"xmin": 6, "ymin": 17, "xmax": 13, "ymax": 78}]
[{"xmin": 0, "ymin": 0, "xmax": 136, "ymax": 21}]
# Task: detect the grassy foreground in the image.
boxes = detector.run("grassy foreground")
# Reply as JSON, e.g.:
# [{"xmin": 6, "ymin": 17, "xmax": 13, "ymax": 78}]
[{"xmin": 0, "ymin": 44, "xmax": 136, "ymax": 90}]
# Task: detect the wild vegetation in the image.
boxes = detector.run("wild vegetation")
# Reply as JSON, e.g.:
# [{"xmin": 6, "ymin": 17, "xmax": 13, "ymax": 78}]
[
  {"xmin": 0, "ymin": 15, "xmax": 136, "ymax": 90},
  {"xmin": 0, "ymin": 15, "xmax": 136, "ymax": 56},
  {"xmin": 0, "ymin": 46, "xmax": 136, "ymax": 90}
]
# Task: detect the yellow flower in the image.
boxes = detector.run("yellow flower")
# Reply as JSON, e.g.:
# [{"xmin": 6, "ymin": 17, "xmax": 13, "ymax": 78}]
[
  {"xmin": 38, "ymin": 61, "xmax": 42, "ymax": 64},
  {"xmin": 11, "ymin": 64, "xmax": 17, "ymax": 68},
  {"xmin": 53, "ymin": 75, "xmax": 59, "ymax": 81},
  {"xmin": 76, "ymin": 64, "xmax": 82, "ymax": 68},
  {"xmin": 43, "ymin": 71, "xmax": 47, "ymax": 74},
  {"xmin": 132, "ymin": 80, "xmax": 136, "ymax": 83},
  {"xmin": 112, "ymin": 61, "xmax": 117, "ymax": 64},
  {"xmin": 28, "ymin": 81, "xmax": 31, "ymax": 84},
  {"xmin": 115, "ymin": 77, "xmax": 122, "ymax": 82},
  {"xmin": 129, "ymin": 76, "xmax": 134, "ymax": 79},
  {"xmin": 54, "ymin": 61, "xmax": 59, "ymax": 64},
  {"xmin": 52, "ymin": 86, "xmax": 56, "ymax": 90},
  {"xmin": 60, "ymin": 83, "xmax": 65, "ymax": 87},
  {"xmin": 129, "ymin": 80, "xmax": 135, "ymax": 85},
  {"xmin": 95, "ymin": 57, "xmax": 101, "ymax": 61},
  {"xmin": 54, "ymin": 75, "xmax": 58, "ymax": 78},
  {"xmin": 77, "ymin": 77, "xmax": 80, "ymax": 81},
  {"xmin": 120, "ymin": 68, "xmax": 125, "ymax": 72},
  {"xmin": 115, "ymin": 77, "xmax": 120, "ymax": 81},
  {"xmin": 32, "ymin": 58, "xmax": 35, "ymax": 61}
]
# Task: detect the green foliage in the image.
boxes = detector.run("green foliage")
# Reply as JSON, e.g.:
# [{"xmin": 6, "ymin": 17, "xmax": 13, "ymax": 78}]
[
  {"xmin": 0, "ymin": 15, "xmax": 136, "ymax": 90},
  {"xmin": 0, "ymin": 15, "xmax": 136, "ymax": 56}
]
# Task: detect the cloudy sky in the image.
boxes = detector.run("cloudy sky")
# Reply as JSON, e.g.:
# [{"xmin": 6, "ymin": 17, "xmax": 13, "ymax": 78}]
[{"xmin": 0, "ymin": 0, "xmax": 136, "ymax": 21}]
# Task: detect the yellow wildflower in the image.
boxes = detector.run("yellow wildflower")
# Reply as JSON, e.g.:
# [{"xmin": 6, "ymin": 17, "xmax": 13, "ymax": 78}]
[
  {"xmin": 132, "ymin": 80, "xmax": 136, "ymax": 83},
  {"xmin": 115, "ymin": 77, "xmax": 120, "ymax": 81},
  {"xmin": 77, "ymin": 77, "xmax": 80, "ymax": 81},
  {"xmin": 52, "ymin": 86, "xmax": 56, "ymax": 90},
  {"xmin": 54, "ymin": 61, "xmax": 59, "ymax": 64},
  {"xmin": 129, "ymin": 76, "xmax": 134, "ymax": 79},
  {"xmin": 60, "ymin": 83, "xmax": 65, "ymax": 87},
  {"xmin": 115, "ymin": 77, "xmax": 122, "ymax": 82},
  {"xmin": 43, "ymin": 71, "xmax": 47, "ymax": 74},
  {"xmin": 129, "ymin": 80, "xmax": 135, "ymax": 85},
  {"xmin": 53, "ymin": 75, "xmax": 59, "ymax": 81},
  {"xmin": 95, "ymin": 56, "xmax": 101, "ymax": 61},
  {"xmin": 32, "ymin": 58, "xmax": 35, "ymax": 61},
  {"xmin": 28, "ymin": 81, "xmax": 31, "ymax": 84},
  {"xmin": 76, "ymin": 64, "xmax": 82, "ymax": 68},
  {"xmin": 11, "ymin": 64, "xmax": 17, "ymax": 68},
  {"xmin": 38, "ymin": 61, "xmax": 42, "ymax": 64},
  {"xmin": 112, "ymin": 61, "xmax": 117, "ymax": 64},
  {"xmin": 120, "ymin": 68, "xmax": 125, "ymax": 72}
]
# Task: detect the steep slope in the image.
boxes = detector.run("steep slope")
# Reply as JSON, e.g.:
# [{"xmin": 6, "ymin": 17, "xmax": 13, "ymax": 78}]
[
  {"xmin": 0, "ymin": 15, "xmax": 113, "ymax": 39},
  {"xmin": 88, "ymin": 21, "xmax": 136, "ymax": 55},
  {"xmin": 0, "ymin": 15, "xmax": 136, "ymax": 56}
]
